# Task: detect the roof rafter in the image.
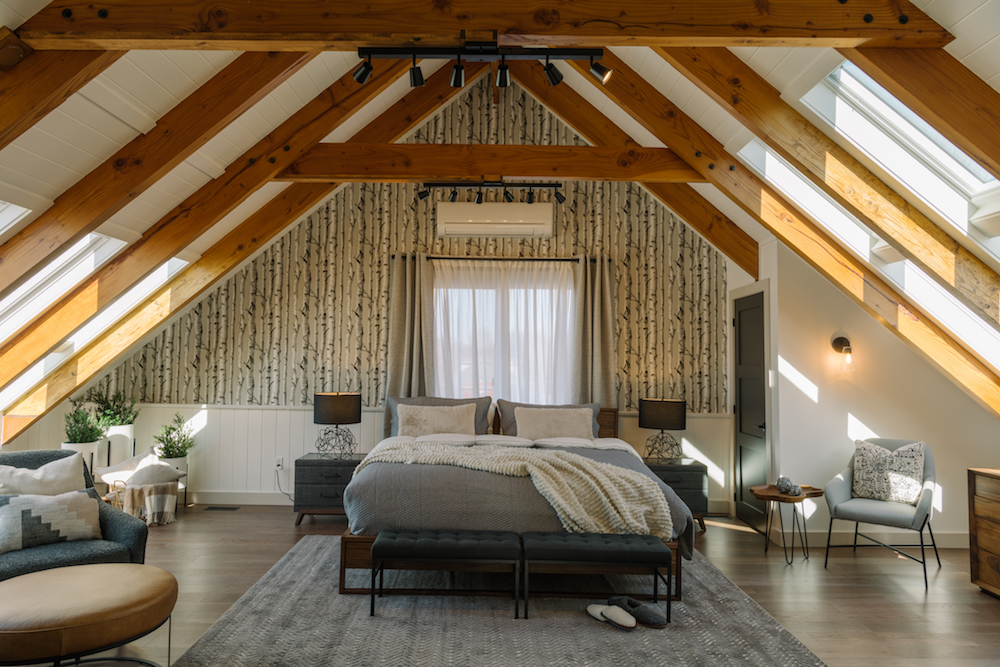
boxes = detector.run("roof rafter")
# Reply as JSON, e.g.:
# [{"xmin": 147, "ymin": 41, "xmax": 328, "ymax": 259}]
[
  {"xmin": 507, "ymin": 60, "xmax": 758, "ymax": 279},
  {"xmin": 16, "ymin": 0, "xmax": 951, "ymax": 50},
  {"xmin": 657, "ymin": 46, "xmax": 1000, "ymax": 330},
  {"xmin": 0, "ymin": 59, "xmax": 416, "ymax": 394},
  {"xmin": 1, "ymin": 61, "xmax": 489, "ymax": 443},
  {"xmin": 0, "ymin": 50, "xmax": 318, "ymax": 299},
  {"xmin": 571, "ymin": 51, "xmax": 1000, "ymax": 419}
]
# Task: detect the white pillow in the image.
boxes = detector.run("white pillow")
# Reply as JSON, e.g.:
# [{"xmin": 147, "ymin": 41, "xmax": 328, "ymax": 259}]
[
  {"xmin": 414, "ymin": 434, "xmax": 478, "ymax": 446},
  {"xmin": 474, "ymin": 434, "xmax": 534, "ymax": 447},
  {"xmin": 95, "ymin": 447, "xmax": 161, "ymax": 486},
  {"xmin": 127, "ymin": 463, "xmax": 186, "ymax": 488},
  {"xmin": 397, "ymin": 403, "xmax": 477, "ymax": 437},
  {"xmin": 0, "ymin": 453, "xmax": 85, "ymax": 495},
  {"xmin": 514, "ymin": 407, "xmax": 595, "ymax": 441}
]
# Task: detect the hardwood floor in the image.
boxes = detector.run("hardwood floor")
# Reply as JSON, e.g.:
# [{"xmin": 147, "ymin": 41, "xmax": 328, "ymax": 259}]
[{"xmin": 81, "ymin": 508, "xmax": 1000, "ymax": 666}]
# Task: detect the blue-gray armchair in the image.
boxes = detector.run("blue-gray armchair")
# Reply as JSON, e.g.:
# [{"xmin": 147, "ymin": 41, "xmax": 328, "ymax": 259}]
[
  {"xmin": 823, "ymin": 438, "xmax": 940, "ymax": 587},
  {"xmin": 0, "ymin": 449, "xmax": 148, "ymax": 581}
]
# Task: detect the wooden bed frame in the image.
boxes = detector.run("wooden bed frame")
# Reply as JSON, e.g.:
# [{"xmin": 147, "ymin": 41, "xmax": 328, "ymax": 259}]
[{"xmin": 338, "ymin": 406, "xmax": 683, "ymax": 600}]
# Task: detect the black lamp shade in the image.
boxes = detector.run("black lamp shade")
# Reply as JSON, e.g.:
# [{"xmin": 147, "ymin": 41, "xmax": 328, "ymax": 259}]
[
  {"xmin": 314, "ymin": 392, "xmax": 362, "ymax": 425},
  {"xmin": 638, "ymin": 398, "xmax": 686, "ymax": 431}
]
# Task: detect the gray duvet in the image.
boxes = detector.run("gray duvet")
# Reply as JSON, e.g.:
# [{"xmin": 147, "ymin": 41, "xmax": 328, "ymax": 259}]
[{"xmin": 344, "ymin": 446, "xmax": 695, "ymax": 559}]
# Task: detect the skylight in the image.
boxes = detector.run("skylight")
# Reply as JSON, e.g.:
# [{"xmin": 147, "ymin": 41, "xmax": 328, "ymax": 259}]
[{"xmin": 0, "ymin": 200, "xmax": 30, "ymax": 237}]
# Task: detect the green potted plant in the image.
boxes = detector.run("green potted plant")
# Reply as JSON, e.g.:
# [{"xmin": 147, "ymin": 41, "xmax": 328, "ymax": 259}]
[
  {"xmin": 62, "ymin": 403, "xmax": 107, "ymax": 475},
  {"xmin": 154, "ymin": 413, "xmax": 195, "ymax": 487},
  {"xmin": 85, "ymin": 386, "xmax": 139, "ymax": 467}
]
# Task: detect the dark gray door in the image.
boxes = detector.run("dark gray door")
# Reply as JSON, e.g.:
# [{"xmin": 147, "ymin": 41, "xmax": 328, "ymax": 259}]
[{"xmin": 734, "ymin": 292, "xmax": 767, "ymax": 533}]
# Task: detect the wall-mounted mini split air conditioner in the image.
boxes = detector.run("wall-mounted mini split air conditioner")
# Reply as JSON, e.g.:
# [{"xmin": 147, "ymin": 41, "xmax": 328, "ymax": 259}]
[{"xmin": 435, "ymin": 202, "xmax": 554, "ymax": 238}]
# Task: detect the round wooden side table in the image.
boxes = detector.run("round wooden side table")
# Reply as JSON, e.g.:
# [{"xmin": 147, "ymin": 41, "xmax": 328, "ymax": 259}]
[{"xmin": 749, "ymin": 484, "xmax": 824, "ymax": 565}]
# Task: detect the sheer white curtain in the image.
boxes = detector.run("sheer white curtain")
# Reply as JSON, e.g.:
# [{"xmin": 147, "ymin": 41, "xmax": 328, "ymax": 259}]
[{"xmin": 430, "ymin": 259, "xmax": 578, "ymax": 403}]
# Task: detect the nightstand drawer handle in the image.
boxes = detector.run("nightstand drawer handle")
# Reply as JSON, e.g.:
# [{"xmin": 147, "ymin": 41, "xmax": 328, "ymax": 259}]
[
  {"xmin": 321, "ymin": 472, "xmax": 342, "ymax": 479},
  {"xmin": 320, "ymin": 492, "xmax": 341, "ymax": 499}
]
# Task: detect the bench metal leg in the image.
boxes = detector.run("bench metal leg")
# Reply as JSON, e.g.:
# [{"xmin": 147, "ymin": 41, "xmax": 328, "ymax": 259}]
[
  {"xmin": 523, "ymin": 561, "xmax": 530, "ymax": 620},
  {"xmin": 513, "ymin": 561, "xmax": 520, "ymax": 619}
]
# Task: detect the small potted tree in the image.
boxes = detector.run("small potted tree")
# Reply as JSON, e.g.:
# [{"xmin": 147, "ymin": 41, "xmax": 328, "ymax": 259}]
[
  {"xmin": 86, "ymin": 386, "xmax": 139, "ymax": 467},
  {"xmin": 154, "ymin": 413, "xmax": 195, "ymax": 482},
  {"xmin": 62, "ymin": 403, "xmax": 107, "ymax": 476}
]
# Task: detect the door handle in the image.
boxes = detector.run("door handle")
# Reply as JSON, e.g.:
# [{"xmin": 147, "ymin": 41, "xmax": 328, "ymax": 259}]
[{"xmin": 756, "ymin": 422, "xmax": 766, "ymax": 431}]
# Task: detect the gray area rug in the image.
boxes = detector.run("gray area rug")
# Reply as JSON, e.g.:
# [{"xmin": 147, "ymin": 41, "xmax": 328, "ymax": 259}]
[{"xmin": 175, "ymin": 535, "xmax": 825, "ymax": 667}]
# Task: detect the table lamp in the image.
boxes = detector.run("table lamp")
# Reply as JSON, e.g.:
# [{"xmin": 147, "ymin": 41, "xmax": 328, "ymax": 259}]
[
  {"xmin": 314, "ymin": 392, "xmax": 362, "ymax": 458},
  {"xmin": 639, "ymin": 398, "xmax": 686, "ymax": 462}
]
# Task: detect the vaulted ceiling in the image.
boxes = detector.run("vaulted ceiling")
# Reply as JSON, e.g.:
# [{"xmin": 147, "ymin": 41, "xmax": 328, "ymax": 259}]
[{"xmin": 1, "ymin": 0, "xmax": 1000, "ymax": 443}]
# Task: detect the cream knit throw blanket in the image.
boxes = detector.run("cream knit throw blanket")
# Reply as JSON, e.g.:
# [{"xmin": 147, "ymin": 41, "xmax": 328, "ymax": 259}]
[{"xmin": 356, "ymin": 443, "xmax": 673, "ymax": 541}]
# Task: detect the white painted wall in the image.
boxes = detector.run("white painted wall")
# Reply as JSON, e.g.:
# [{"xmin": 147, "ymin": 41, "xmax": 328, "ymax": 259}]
[{"xmin": 772, "ymin": 244, "xmax": 1000, "ymax": 547}]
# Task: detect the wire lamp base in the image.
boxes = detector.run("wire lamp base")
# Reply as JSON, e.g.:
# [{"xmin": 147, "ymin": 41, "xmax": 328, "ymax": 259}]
[
  {"xmin": 645, "ymin": 430, "xmax": 683, "ymax": 463},
  {"xmin": 316, "ymin": 426, "xmax": 357, "ymax": 459}
]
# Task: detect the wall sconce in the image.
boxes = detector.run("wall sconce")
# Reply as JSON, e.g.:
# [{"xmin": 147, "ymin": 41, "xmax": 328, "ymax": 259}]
[{"xmin": 831, "ymin": 336, "xmax": 856, "ymax": 372}]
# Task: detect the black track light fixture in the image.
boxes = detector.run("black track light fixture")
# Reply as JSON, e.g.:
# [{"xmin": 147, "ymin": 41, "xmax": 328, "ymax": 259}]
[
  {"xmin": 589, "ymin": 56, "xmax": 613, "ymax": 85},
  {"xmin": 450, "ymin": 56, "xmax": 465, "ymax": 88},
  {"xmin": 543, "ymin": 56, "xmax": 563, "ymax": 86},
  {"xmin": 526, "ymin": 189, "xmax": 535, "ymax": 204},
  {"xmin": 474, "ymin": 188, "xmax": 484, "ymax": 204},
  {"xmin": 496, "ymin": 56, "xmax": 511, "ymax": 88},
  {"xmin": 448, "ymin": 188, "xmax": 459, "ymax": 202},
  {"xmin": 417, "ymin": 189, "xmax": 431, "ymax": 201},
  {"xmin": 554, "ymin": 190, "xmax": 566, "ymax": 204},
  {"xmin": 503, "ymin": 189, "xmax": 514, "ymax": 202},
  {"xmin": 353, "ymin": 56, "xmax": 373, "ymax": 85},
  {"xmin": 409, "ymin": 55, "xmax": 424, "ymax": 87}
]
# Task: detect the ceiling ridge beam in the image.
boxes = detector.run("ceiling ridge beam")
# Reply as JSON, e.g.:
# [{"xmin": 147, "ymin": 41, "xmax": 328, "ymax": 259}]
[
  {"xmin": 507, "ymin": 60, "xmax": 757, "ymax": 279},
  {"xmin": 1, "ymin": 62, "xmax": 488, "ymax": 443},
  {"xmin": 278, "ymin": 143, "xmax": 705, "ymax": 183},
  {"xmin": 571, "ymin": 51, "xmax": 1000, "ymax": 419},
  {"xmin": 657, "ymin": 46, "xmax": 1000, "ymax": 331},
  {"xmin": 0, "ymin": 58, "xmax": 417, "ymax": 394},
  {"xmin": 0, "ymin": 37, "xmax": 123, "ymax": 151},
  {"xmin": 0, "ymin": 51, "xmax": 318, "ymax": 299},
  {"xmin": 16, "ymin": 1, "xmax": 952, "ymax": 50},
  {"xmin": 841, "ymin": 47, "xmax": 1000, "ymax": 182}
]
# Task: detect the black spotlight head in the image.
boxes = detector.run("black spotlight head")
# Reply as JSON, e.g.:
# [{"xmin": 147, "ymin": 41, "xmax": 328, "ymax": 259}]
[
  {"xmin": 448, "ymin": 189, "xmax": 458, "ymax": 202},
  {"xmin": 589, "ymin": 57, "xmax": 613, "ymax": 85},
  {"xmin": 503, "ymin": 189, "xmax": 514, "ymax": 202},
  {"xmin": 353, "ymin": 57, "xmax": 373, "ymax": 85},
  {"xmin": 409, "ymin": 66, "xmax": 425, "ymax": 87},
  {"xmin": 554, "ymin": 190, "xmax": 566, "ymax": 204},
  {"xmin": 544, "ymin": 61, "xmax": 563, "ymax": 86},
  {"xmin": 526, "ymin": 189, "xmax": 535, "ymax": 204},
  {"xmin": 474, "ymin": 190, "xmax": 484, "ymax": 204},
  {"xmin": 450, "ymin": 60, "xmax": 465, "ymax": 88},
  {"xmin": 417, "ymin": 189, "xmax": 431, "ymax": 201},
  {"xmin": 496, "ymin": 60, "xmax": 511, "ymax": 88}
]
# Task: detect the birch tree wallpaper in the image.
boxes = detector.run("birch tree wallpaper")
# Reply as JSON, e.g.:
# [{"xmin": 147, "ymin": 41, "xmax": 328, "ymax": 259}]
[{"xmin": 94, "ymin": 77, "xmax": 728, "ymax": 414}]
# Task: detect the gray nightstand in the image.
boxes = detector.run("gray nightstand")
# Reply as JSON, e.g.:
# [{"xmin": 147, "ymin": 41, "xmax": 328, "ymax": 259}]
[
  {"xmin": 646, "ymin": 458, "xmax": 708, "ymax": 531},
  {"xmin": 294, "ymin": 453, "xmax": 363, "ymax": 525}
]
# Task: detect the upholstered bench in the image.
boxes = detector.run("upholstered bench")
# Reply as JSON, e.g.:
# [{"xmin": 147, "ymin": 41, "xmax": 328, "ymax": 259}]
[
  {"xmin": 370, "ymin": 529, "xmax": 522, "ymax": 618},
  {"xmin": 521, "ymin": 532, "xmax": 672, "ymax": 621},
  {"xmin": 0, "ymin": 563, "xmax": 178, "ymax": 666}
]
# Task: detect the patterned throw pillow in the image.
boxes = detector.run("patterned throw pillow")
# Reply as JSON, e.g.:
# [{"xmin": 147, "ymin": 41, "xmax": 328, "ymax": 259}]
[
  {"xmin": 852, "ymin": 440, "xmax": 925, "ymax": 505},
  {"xmin": 0, "ymin": 489, "xmax": 102, "ymax": 555}
]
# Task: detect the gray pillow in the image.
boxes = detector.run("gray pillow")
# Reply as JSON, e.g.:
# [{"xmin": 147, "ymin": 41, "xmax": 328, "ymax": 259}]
[
  {"xmin": 384, "ymin": 396, "xmax": 493, "ymax": 438},
  {"xmin": 496, "ymin": 400, "xmax": 600, "ymax": 437}
]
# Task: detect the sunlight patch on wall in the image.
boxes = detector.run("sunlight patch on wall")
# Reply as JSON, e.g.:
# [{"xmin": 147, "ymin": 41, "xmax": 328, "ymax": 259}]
[
  {"xmin": 778, "ymin": 355, "xmax": 818, "ymax": 403},
  {"xmin": 680, "ymin": 438, "xmax": 725, "ymax": 486},
  {"xmin": 186, "ymin": 407, "xmax": 208, "ymax": 437},
  {"xmin": 848, "ymin": 413, "xmax": 879, "ymax": 442}
]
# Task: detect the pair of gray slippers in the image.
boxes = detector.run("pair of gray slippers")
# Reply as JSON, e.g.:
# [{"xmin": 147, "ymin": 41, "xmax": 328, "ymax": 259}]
[{"xmin": 586, "ymin": 596, "xmax": 668, "ymax": 630}]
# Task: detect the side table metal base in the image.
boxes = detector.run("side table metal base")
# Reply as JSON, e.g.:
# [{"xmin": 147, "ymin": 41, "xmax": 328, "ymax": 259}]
[{"xmin": 764, "ymin": 501, "xmax": 809, "ymax": 565}]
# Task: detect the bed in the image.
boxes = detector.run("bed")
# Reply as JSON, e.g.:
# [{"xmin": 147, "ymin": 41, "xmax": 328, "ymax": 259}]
[{"xmin": 337, "ymin": 399, "xmax": 695, "ymax": 595}]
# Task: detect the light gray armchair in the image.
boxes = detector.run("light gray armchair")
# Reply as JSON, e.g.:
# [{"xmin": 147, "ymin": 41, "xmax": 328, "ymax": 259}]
[{"xmin": 824, "ymin": 438, "xmax": 940, "ymax": 588}]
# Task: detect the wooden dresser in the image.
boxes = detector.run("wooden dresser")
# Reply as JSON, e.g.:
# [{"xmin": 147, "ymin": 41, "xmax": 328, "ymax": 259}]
[{"xmin": 968, "ymin": 468, "xmax": 1000, "ymax": 597}]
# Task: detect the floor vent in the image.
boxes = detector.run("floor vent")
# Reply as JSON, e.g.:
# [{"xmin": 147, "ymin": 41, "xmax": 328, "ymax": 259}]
[{"xmin": 204, "ymin": 506, "xmax": 240, "ymax": 511}]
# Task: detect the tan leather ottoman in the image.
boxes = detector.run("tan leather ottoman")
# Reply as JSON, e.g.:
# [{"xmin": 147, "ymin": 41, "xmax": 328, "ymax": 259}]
[{"xmin": 0, "ymin": 563, "xmax": 177, "ymax": 666}]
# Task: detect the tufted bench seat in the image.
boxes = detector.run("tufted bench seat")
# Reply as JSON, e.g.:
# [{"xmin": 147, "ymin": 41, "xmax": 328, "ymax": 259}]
[
  {"xmin": 370, "ymin": 529, "xmax": 521, "ymax": 618},
  {"xmin": 0, "ymin": 563, "xmax": 177, "ymax": 666},
  {"xmin": 521, "ymin": 532, "xmax": 672, "ymax": 621}
]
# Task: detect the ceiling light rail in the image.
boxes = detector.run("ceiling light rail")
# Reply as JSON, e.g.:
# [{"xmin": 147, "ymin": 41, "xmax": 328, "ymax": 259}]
[{"xmin": 355, "ymin": 43, "xmax": 611, "ymax": 88}]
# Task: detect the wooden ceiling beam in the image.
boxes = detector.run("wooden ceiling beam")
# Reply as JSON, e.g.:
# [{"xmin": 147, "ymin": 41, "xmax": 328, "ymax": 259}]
[
  {"xmin": 572, "ymin": 51, "xmax": 1000, "ymax": 419},
  {"xmin": 278, "ymin": 144, "xmax": 704, "ymax": 183},
  {"xmin": 657, "ymin": 46, "xmax": 1000, "ymax": 330},
  {"xmin": 17, "ymin": 1, "xmax": 951, "ymax": 50},
  {"xmin": 507, "ymin": 60, "xmax": 758, "ymax": 279},
  {"xmin": 0, "ymin": 51, "xmax": 317, "ymax": 299},
  {"xmin": 841, "ymin": 47, "xmax": 1000, "ymax": 182},
  {"xmin": 1, "ymin": 62, "xmax": 487, "ymax": 442},
  {"xmin": 0, "ymin": 36, "xmax": 122, "ymax": 151},
  {"xmin": 0, "ymin": 58, "xmax": 420, "ymax": 393}
]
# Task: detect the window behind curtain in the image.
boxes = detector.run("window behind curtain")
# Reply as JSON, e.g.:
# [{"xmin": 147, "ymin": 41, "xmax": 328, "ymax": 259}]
[{"xmin": 430, "ymin": 258, "xmax": 578, "ymax": 403}]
